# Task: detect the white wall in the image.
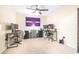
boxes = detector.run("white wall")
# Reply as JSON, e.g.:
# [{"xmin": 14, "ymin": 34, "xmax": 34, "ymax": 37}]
[
  {"xmin": 0, "ymin": 6, "xmax": 16, "ymax": 24},
  {"xmin": 46, "ymin": 6, "xmax": 78, "ymax": 50},
  {"xmin": 0, "ymin": 6, "xmax": 16, "ymax": 53}
]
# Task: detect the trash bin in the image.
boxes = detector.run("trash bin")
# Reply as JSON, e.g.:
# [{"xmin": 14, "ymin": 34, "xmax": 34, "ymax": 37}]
[{"xmin": 59, "ymin": 36, "xmax": 65, "ymax": 44}]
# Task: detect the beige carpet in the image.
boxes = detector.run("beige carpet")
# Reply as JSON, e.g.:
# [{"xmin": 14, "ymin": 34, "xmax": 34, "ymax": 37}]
[{"xmin": 3, "ymin": 38, "xmax": 77, "ymax": 54}]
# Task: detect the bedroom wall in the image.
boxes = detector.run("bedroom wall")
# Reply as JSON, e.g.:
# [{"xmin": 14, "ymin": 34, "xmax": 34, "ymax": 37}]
[
  {"xmin": 16, "ymin": 13, "xmax": 47, "ymax": 31},
  {"xmin": 16, "ymin": 13, "xmax": 26, "ymax": 30},
  {"xmin": 0, "ymin": 6, "xmax": 16, "ymax": 53},
  {"xmin": 0, "ymin": 6, "xmax": 16, "ymax": 24},
  {"xmin": 46, "ymin": 6, "xmax": 78, "ymax": 50}
]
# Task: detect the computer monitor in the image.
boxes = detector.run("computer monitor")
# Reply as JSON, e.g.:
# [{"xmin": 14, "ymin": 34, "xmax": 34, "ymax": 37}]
[{"xmin": 43, "ymin": 25, "xmax": 48, "ymax": 29}]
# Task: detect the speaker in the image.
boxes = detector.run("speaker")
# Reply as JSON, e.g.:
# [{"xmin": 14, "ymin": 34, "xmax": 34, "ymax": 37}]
[
  {"xmin": 38, "ymin": 30, "xmax": 43, "ymax": 37},
  {"xmin": 24, "ymin": 31, "xmax": 29, "ymax": 39}
]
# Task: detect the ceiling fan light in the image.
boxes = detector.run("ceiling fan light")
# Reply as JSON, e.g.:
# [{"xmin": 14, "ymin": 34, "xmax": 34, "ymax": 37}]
[{"xmin": 39, "ymin": 11, "xmax": 42, "ymax": 14}]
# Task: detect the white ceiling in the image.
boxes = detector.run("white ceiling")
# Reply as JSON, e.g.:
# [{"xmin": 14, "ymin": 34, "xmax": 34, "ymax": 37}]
[{"xmin": 13, "ymin": 5, "xmax": 60, "ymax": 16}]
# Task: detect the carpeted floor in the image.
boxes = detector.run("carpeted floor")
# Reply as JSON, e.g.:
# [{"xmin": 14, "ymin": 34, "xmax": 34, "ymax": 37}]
[{"xmin": 3, "ymin": 38, "xmax": 77, "ymax": 54}]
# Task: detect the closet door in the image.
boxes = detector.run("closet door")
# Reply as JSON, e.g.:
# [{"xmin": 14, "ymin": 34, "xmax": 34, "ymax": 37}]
[
  {"xmin": 77, "ymin": 8, "xmax": 79, "ymax": 53},
  {"xmin": 0, "ymin": 24, "xmax": 6, "ymax": 53}
]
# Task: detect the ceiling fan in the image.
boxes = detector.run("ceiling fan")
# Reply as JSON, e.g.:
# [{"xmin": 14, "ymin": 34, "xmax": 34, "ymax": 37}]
[{"xmin": 26, "ymin": 5, "xmax": 48, "ymax": 15}]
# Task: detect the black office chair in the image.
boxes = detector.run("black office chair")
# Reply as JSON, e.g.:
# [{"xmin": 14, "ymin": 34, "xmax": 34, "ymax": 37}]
[{"xmin": 14, "ymin": 30, "xmax": 23, "ymax": 44}]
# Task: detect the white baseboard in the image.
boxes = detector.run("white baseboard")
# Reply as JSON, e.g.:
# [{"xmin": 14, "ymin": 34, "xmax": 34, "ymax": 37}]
[{"xmin": 0, "ymin": 47, "xmax": 6, "ymax": 54}]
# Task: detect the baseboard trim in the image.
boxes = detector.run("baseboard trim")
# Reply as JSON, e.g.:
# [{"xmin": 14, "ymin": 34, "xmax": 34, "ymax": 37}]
[{"xmin": 0, "ymin": 47, "xmax": 7, "ymax": 54}]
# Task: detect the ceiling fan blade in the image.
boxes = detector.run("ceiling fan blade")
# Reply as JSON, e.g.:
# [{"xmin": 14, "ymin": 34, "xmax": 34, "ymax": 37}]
[
  {"xmin": 26, "ymin": 8, "xmax": 35, "ymax": 10},
  {"xmin": 39, "ymin": 9, "xmax": 48, "ymax": 11},
  {"xmin": 32, "ymin": 10, "xmax": 37, "ymax": 13},
  {"xmin": 39, "ymin": 11, "xmax": 42, "ymax": 15}
]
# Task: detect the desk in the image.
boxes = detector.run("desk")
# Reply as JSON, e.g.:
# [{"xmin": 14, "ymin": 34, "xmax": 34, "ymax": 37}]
[
  {"xmin": 43, "ymin": 28, "xmax": 57, "ymax": 41},
  {"xmin": 24, "ymin": 30, "xmax": 43, "ymax": 39},
  {"xmin": 29, "ymin": 30, "xmax": 37, "ymax": 38}
]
